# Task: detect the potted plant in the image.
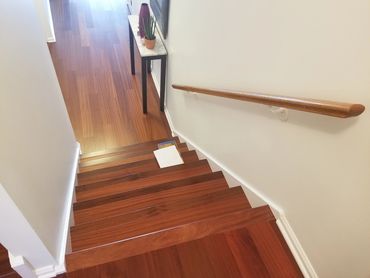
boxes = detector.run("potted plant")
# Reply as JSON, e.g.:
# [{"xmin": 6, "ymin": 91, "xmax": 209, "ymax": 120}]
[{"xmin": 143, "ymin": 16, "xmax": 156, "ymax": 49}]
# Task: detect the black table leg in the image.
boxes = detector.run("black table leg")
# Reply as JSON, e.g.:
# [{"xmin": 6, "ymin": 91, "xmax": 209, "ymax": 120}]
[
  {"xmin": 147, "ymin": 60, "xmax": 151, "ymax": 74},
  {"xmin": 129, "ymin": 24, "xmax": 135, "ymax": 75},
  {"xmin": 160, "ymin": 56, "xmax": 167, "ymax": 112},
  {"xmin": 141, "ymin": 58, "xmax": 147, "ymax": 114}
]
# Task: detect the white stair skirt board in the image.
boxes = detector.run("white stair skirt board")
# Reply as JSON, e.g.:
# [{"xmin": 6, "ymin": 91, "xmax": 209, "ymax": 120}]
[
  {"xmin": 172, "ymin": 129, "xmax": 317, "ymax": 278},
  {"xmin": 154, "ymin": 96, "xmax": 318, "ymax": 277}
]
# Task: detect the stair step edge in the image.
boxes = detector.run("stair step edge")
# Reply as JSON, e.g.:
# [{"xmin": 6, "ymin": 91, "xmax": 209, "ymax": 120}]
[
  {"xmin": 66, "ymin": 205, "xmax": 274, "ymax": 272},
  {"xmin": 76, "ymin": 159, "xmax": 211, "ymax": 193},
  {"xmin": 74, "ymin": 171, "xmax": 226, "ymax": 211},
  {"xmin": 80, "ymin": 137, "xmax": 180, "ymax": 160},
  {"xmin": 77, "ymin": 150, "xmax": 199, "ymax": 185},
  {"xmin": 70, "ymin": 187, "xmax": 249, "ymax": 250},
  {"xmin": 79, "ymin": 142, "xmax": 188, "ymax": 169}
]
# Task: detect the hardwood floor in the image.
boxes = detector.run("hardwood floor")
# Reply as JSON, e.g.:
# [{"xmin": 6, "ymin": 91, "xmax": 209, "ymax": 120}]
[
  {"xmin": 49, "ymin": 0, "xmax": 172, "ymax": 154},
  {"xmin": 48, "ymin": 1, "xmax": 302, "ymax": 277}
]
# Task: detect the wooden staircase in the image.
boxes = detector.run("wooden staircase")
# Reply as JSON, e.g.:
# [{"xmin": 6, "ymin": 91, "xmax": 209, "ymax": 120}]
[
  {"xmin": 0, "ymin": 245, "xmax": 19, "ymax": 278},
  {"xmin": 64, "ymin": 137, "xmax": 303, "ymax": 277}
]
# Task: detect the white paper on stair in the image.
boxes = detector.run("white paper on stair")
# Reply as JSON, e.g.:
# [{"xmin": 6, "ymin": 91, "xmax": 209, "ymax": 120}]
[{"xmin": 153, "ymin": 145, "xmax": 184, "ymax": 168}]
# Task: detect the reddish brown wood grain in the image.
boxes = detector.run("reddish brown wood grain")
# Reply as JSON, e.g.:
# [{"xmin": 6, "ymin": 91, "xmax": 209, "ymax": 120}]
[
  {"xmin": 49, "ymin": 0, "xmax": 172, "ymax": 154},
  {"xmin": 248, "ymin": 221, "xmax": 303, "ymax": 277},
  {"xmin": 173, "ymin": 85, "xmax": 365, "ymax": 118},
  {"xmin": 64, "ymin": 234, "xmax": 253, "ymax": 278},
  {"xmin": 50, "ymin": 1, "xmax": 304, "ymax": 277},
  {"xmin": 79, "ymin": 137, "xmax": 181, "ymax": 161},
  {"xmin": 77, "ymin": 150, "xmax": 199, "ymax": 186},
  {"xmin": 71, "ymin": 187, "xmax": 250, "ymax": 251},
  {"xmin": 78, "ymin": 143, "xmax": 189, "ymax": 173},
  {"xmin": 66, "ymin": 206, "xmax": 274, "ymax": 272},
  {"xmin": 76, "ymin": 160, "xmax": 212, "ymax": 201},
  {"xmin": 74, "ymin": 171, "xmax": 228, "ymax": 213}
]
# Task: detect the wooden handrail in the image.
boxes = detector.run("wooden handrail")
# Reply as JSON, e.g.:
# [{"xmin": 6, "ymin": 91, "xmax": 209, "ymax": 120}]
[{"xmin": 172, "ymin": 85, "xmax": 365, "ymax": 118}]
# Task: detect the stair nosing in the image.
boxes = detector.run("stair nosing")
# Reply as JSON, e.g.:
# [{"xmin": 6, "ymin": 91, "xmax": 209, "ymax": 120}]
[
  {"xmin": 79, "ymin": 142, "xmax": 188, "ymax": 169},
  {"xmin": 77, "ymin": 150, "xmax": 197, "ymax": 182},
  {"xmin": 71, "ymin": 187, "xmax": 249, "ymax": 251},
  {"xmin": 74, "ymin": 171, "xmax": 225, "ymax": 211},
  {"xmin": 66, "ymin": 206, "xmax": 274, "ymax": 272},
  {"xmin": 80, "ymin": 137, "xmax": 180, "ymax": 160},
  {"xmin": 76, "ymin": 159, "xmax": 210, "ymax": 192}
]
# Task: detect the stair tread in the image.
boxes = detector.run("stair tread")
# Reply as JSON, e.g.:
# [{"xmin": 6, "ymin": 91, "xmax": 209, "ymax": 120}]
[
  {"xmin": 75, "ymin": 171, "xmax": 227, "ymax": 210},
  {"xmin": 71, "ymin": 187, "xmax": 250, "ymax": 251},
  {"xmin": 247, "ymin": 220, "xmax": 303, "ymax": 277},
  {"xmin": 74, "ymin": 172, "xmax": 229, "ymax": 225},
  {"xmin": 78, "ymin": 143, "xmax": 188, "ymax": 173},
  {"xmin": 76, "ymin": 159, "xmax": 212, "ymax": 202},
  {"xmin": 67, "ymin": 206, "xmax": 274, "ymax": 272},
  {"xmin": 80, "ymin": 137, "xmax": 180, "ymax": 161},
  {"xmin": 77, "ymin": 150, "xmax": 198, "ymax": 186},
  {"xmin": 64, "ymin": 226, "xmax": 267, "ymax": 278}
]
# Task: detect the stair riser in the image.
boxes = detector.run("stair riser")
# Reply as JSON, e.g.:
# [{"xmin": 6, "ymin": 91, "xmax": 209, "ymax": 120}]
[
  {"xmin": 74, "ymin": 177, "xmax": 228, "ymax": 225},
  {"xmin": 66, "ymin": 206, "xmax": 274, "ymax": 272},
  {"xmin": 79, "ymin": 144, "xmax": 188, "ymax": 172},
  {"xmin": 76, "ymin": 161, "xmax": 212, "ymax": 202},
  {"xmin": 71, "ymin": 188, "xmax": 250, "ymax": 250},
  {"xmin": 80, "ymin": 137, "xmax": 180, "ymax": 161},
  {"xmin": 75, "ymin": 171, "xmax": 225, "ymax": 211},
  {"xmin": 77, "ymin": 150, "xmax": 198, "ymax": 186}
]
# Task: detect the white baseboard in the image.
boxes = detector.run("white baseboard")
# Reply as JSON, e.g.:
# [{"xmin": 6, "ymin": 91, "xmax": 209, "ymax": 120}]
[
  {"xmin": 276, "ymin": 216, "xmax": 318, "ymax": 278},
  {"xmin": 145, "ymin": 66, "xmax": 317, "ymax": 277},
  {"xmin": 160, "ymin": 105, "xmax": 317, "ymax": 277}
]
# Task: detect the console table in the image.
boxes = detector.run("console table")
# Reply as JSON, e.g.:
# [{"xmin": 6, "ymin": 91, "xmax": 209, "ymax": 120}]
[{"xmin": 128, "ymin": 15, "xmax": 167, "ymax": 113}]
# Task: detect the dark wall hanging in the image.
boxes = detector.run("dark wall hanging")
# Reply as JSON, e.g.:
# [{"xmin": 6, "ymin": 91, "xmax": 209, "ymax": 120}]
[{"xmin": 150, "ymin": 0, "xmax": 170, "ymax": 38}]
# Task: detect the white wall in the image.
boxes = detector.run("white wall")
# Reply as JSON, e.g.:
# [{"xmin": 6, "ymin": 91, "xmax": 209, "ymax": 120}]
[
  {"xmin": 0, "ymin": 0, "xmax": 77, "ymax": 270},
  {"xmin": 150, "ymin": 0, "xmax": 370, "ymax": 277}
]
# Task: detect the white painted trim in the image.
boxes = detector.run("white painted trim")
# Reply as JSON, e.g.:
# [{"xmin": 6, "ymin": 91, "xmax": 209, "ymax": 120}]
[
  {"xmin": 9, "ymin": 253, "xmax": 37, "ymax": 278},
  {"xmin": 45, "ymin": 0, "xmax": 56, "ymax": 43},
  {"xmin": 276, "ymin": 216, "xmax": 318, "ymax": 278},
  {"xmin": 47, "ymin": 36, "xmax": 56, "ymax": 43},
  {"xmin": 164, "ymin": 124, "xmax": 317, "ymax": 277},
  {"xmin": 53, "ymin": 142, "xmax": 80, "ymax": 276}
]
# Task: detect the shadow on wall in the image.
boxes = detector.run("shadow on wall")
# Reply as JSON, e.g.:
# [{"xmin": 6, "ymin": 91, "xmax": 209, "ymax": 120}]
[{"xmin": 181, "ymin": 92, "xmax": 362, "ymax": 135}]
